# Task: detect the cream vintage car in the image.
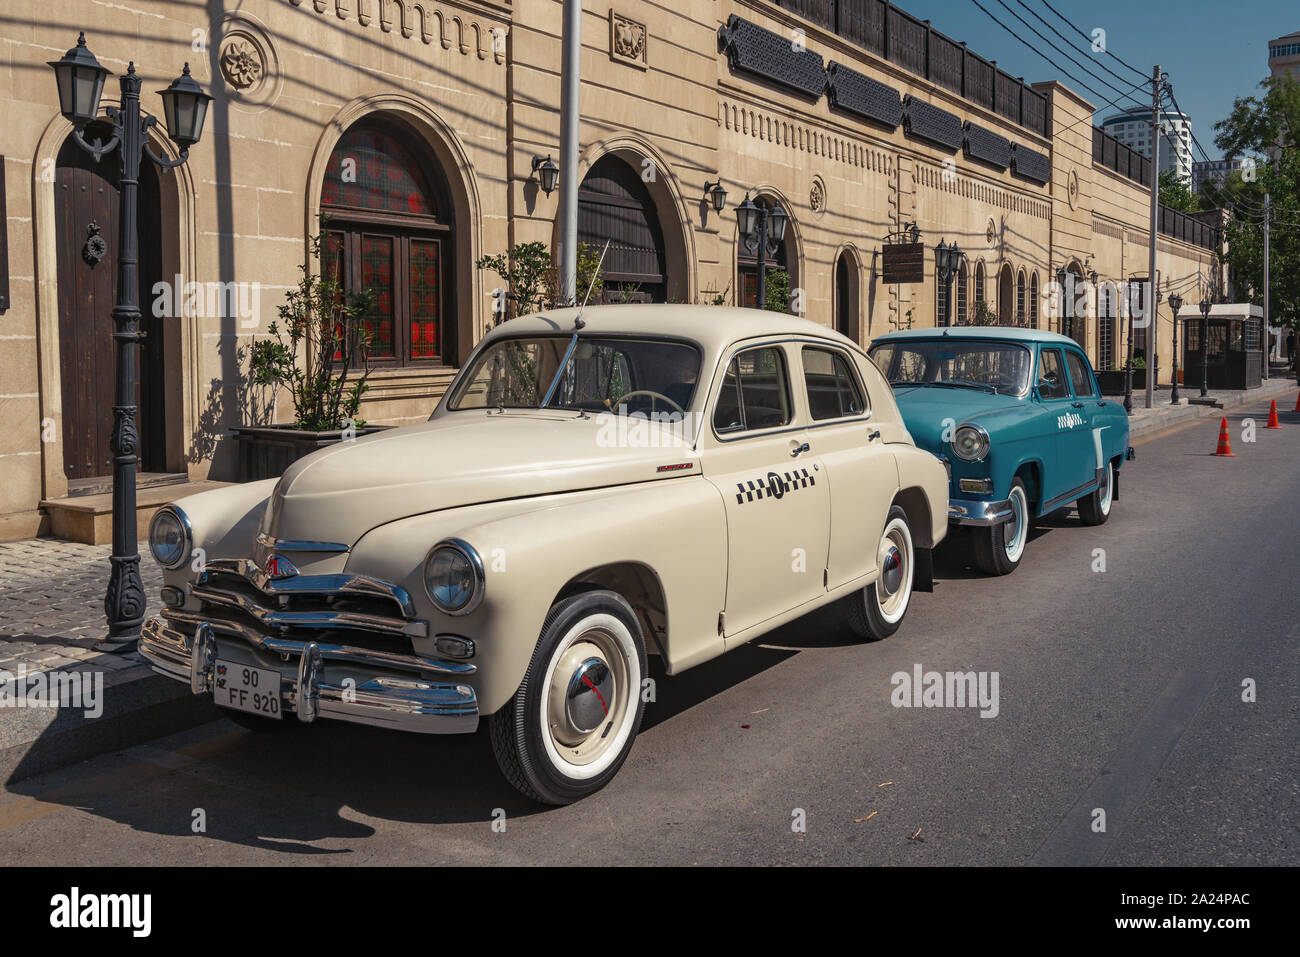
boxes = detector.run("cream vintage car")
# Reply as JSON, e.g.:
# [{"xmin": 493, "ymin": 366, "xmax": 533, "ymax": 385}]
[{"xmin": 141, "ymin": 305, "xmax": 948, "ymax": 803}]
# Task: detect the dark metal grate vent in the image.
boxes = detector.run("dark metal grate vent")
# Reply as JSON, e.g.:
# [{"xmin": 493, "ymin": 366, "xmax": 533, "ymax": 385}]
[
  {"xmin": 718, "ymin": 15, "xmax": 827, "ymax": 100},
  {"xmin": 902, "ymin": 95, "xmax": 963, "ymax": 150},
  {"xmin": 827, "ymin": 61, "xmax": 902, "ymax": 129},
  {"xmin": 1010, "ymin": 143, "xmax": 1052, "ymax": 183},
  {"xmin": 963, "ymin": 122, "xmax": 1012, "ymax": 169}
]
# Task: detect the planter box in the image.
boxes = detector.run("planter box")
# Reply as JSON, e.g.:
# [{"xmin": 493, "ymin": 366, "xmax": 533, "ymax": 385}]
[
  {"xmin": 231, "ymin": 424, "xmax": 392, "ymax": 483},
  {"xmin": 1097, "ymin": 368, "xmax": 1146, "ymax": 395}
]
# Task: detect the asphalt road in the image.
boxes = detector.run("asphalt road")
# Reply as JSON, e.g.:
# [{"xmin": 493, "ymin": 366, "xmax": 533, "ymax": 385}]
[{"xmin": 2, "ymin": 396, "xmax": 1296, "ymax": 866}]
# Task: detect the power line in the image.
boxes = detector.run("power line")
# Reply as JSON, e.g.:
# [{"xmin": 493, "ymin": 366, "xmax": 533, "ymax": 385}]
[
  {"xmin": 1034, "ymin": 0, "xmax": 1151, "ymax": 82},
  {"xmin": 966, "ymin": 0, "xmax": 1149, "ymax": 112},
  {"xmin": 989, "ymin": 0, "xmax": 1150, "ymax": 110},
  {"xmin": 1013, "ymin": 0, "xmax": 1145, "ymax": 95}
]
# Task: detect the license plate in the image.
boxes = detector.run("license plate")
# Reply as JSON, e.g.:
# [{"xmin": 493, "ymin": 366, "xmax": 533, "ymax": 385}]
[{"xmin": 214, "ymin": 659, "xmax": 282, "ymax": 719}]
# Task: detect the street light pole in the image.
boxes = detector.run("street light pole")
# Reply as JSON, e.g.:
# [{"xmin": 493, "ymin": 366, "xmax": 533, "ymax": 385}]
[
  {"xmin": 1168, "ymin": 292, "xmax": 1183, "ymax": 403},
  {"xmin": 736, "ymin": 194, "xmax": 787, "ymax": 310},
  {"xmin": 1123, "ymin": 279, "xmax": 1135, "ymax": 415},
  {"xmin": 1145, "ymin": 63, "xmax": 1163, "ymax": 410},
  {"xmin": 49, "ymin": 34, "xmax": 210, "ymax": 650}
]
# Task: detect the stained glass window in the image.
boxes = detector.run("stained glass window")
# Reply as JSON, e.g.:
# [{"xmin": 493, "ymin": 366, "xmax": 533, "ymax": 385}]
[
  {"xmin": 323, "ymin": 127, "xmax": 436, "ymax": 218},
  {"xmin": 318, "ymin": 120, "xmax": 452, "ymax": 367}
]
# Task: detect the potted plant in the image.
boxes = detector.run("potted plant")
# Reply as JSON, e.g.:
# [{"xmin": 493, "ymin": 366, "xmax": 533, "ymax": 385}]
[
  {"xmin": 1098, "ymin": 357, "xmax": 1147, "ymax": 394},
  {"xmin": 232, "ymin": 229, "xmax": 389, "ymax": 482}
]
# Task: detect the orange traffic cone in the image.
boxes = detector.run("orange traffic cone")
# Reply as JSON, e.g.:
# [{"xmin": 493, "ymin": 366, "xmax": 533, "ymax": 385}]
[
  {"xmin": 1267, "ymin": 400, "xmax": 1282, "ymax": 429},
  {"xmin": 1293, "ymin": 391, "xmax": 1300, "ymax": 413},
  {"xmin": 1213, "ymin": 417, "xmax": 1236, "ymax": 456}
]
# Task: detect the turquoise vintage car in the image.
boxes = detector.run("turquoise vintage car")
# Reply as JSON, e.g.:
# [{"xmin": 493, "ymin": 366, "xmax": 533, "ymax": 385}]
[{"xmin": 868, "ymin": 328, "xmax": 1133, "ymax": 575}]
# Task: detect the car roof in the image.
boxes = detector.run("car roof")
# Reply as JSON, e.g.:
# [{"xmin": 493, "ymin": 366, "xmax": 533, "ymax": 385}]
[
  {"xmin": 482, "ymin": 304, "xmax": 863, "ymax": 355},
  {"xmin": 870, "ymin": 326, "xmax": 1081, "ymax": 346}
]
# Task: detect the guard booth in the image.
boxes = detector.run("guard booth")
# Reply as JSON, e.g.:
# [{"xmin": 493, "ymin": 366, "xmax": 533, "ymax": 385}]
[{"xmin": 1180, "ymin": 303, "xmax": 1264, "ymax": 391}]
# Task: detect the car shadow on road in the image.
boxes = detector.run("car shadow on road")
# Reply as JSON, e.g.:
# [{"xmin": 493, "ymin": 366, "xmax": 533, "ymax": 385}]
[
  {"xmin": 930, "ymin": 522, "xmax": 1056, "ymax": 581},
  {"xmin": 5, "ymin": 636, "xmax": 810, "ymax": 847}
]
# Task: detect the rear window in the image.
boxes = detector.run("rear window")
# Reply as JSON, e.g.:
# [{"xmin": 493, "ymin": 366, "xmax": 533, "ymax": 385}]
[
  {"xmin": 713, "ymin": 346, "xmax": 792, "ymax": 434},
  {"xmin": 803, "ymin": 347, "xmax": 866, "ymax": 420}
]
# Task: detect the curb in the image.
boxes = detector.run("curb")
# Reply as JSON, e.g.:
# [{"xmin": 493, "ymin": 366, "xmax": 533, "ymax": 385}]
[
  {"xmin": 1, "ymin": 658, "xmax": 221, "ymax": 785},
  {"xmin": 1127, "ymin": 379, "xmax": 1298, "ymax": 441}
]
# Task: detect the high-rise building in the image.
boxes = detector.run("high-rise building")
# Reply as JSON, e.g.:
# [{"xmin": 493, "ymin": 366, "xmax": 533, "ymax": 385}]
[
  {"xmin": 1100, "ymin": 107, "xmax": 1194, "ymax": 184},
  {"xmin": 1269, "ymin": 30, "xmax": 1300, "ymax": 81},
  {"xmin": 1192, "ymin": 158, "xmax": 1253, "ymax": 195}
]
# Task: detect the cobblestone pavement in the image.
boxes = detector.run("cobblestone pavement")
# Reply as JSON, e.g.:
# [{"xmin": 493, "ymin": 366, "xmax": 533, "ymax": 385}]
[{"xmin": 0, "ymin": 541, "xmax": 162, "ymax": 676}]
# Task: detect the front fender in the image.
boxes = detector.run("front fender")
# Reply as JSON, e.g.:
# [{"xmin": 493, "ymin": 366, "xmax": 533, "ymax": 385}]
[{"xmin": 347, "ymin": 478, "xmax": 728, "ymax": 716}]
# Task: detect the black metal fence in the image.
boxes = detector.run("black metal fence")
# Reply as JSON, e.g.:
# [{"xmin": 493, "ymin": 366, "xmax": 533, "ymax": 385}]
[
  {"xmin": 1092, "ymin": 125, "xmax": 1151, "ymax": 187},
  {"xmin": 769, "ymin": 0, "xmax": 1050, "ymax": 137}
]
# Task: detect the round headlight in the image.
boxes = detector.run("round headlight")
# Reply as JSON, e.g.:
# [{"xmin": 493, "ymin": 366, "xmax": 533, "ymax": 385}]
[
  {"xmin": 424, "ymin": 540, "xmax": 484, "ymax": 615},
  {"xmin": 951, "ymin": 424, "xmax": 990, "ymax": 462},
  {"xmin": 149, "ymin": 506, "xmax": 192, "ymax": 569}
]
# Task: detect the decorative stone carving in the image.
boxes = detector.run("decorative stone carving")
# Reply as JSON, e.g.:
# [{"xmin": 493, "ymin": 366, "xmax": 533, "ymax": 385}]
[
  {"xmin": 810, "ymin": 177, "xmax": 826, "ymax": 215},
  {"xmin": 220, "ymin": 39, "xmax": 263, "ymax": 89},
  {"xmin": 610, "ymin": 11, "xmax": 647, "ymax": 69},
  {"xmin": 213, "ymin": 13, "xmax": 283, "ymax": 113},
  {"xmin": 986, "ymin": 218, "xmax": 997, "ymax": 246}
]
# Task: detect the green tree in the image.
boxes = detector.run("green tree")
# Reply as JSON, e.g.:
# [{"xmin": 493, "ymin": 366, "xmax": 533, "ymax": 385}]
[
  {"xmin": 1212, "ymin": 74, "xmax": 1300, "ymax": 334},
  {"xmin": 763, "ymin": 268, "xmax": 791, "ymax": 312},
  {"xmin": 1158, "ymin": 170, "xmax": 1202, "ymax": 213}
]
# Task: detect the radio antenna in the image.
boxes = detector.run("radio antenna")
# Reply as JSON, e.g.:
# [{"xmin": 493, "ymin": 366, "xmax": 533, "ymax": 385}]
[{"xmin": 574, "ymin": 239, "xmax": 611, "ymax": 330}]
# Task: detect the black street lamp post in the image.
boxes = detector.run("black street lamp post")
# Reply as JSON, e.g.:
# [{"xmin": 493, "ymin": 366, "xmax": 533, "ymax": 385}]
[
  {"xmin": 1168, "ymin": 292, "xmax": 1183, "ymax": 403},
  {"xmin": 736, "ymin": 193, "xmax": 787, "ymax": 310},
  {"xmin": 1057, "ymin": 267, "xmax": 1071, "ymax": 342},
  {"xmin": 1199, "ymin": 295, "xmax": 1212, "ymax": 398},
  {"xmin": 1123, "ymin": 279, "xmax": 1138, "ymax": 415},
  {"xmin": 49, "ymin": 33, "xmax": 210, "ymax": 650},
  {"xmin": 936, "ymin": 240, "xmax": 965, "ymax": 327}
]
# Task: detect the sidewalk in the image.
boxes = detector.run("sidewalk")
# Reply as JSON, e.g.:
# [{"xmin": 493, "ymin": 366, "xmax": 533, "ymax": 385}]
[
  {"xmin": 0, "ymin": 541, "xmax": 218, "ymax": 783},
  {"xmin": 1125, "ymin": 375, "xmax": 1299, "ymax": 441}
]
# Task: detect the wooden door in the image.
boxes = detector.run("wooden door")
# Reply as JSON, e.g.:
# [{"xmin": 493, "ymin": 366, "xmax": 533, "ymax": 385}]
[{"xmin": 54, "ymin": 129, "xmax": 165, "ymax": 480}]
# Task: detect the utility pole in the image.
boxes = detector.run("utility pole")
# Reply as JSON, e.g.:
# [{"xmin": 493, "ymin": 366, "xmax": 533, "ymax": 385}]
[
  {"xmin": 1263, "ymin": 191, "xmax": 1270, "ymax": 380},
  {"xmin": 1145, "ymin": 64, "xmax": 1162, "ymax": 410},
  {"xmin": 556, "ymin": 0, "xmax": 582, "ymax": 304}
]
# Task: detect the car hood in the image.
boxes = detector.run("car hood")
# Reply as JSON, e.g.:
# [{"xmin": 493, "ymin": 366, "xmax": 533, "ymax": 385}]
[
  {"xmin": 891, "ymin": 386, "xmax": 1029, "ymax": 452},
  {"xmin": 262, "ymin": 411, "xmax": 699, "ymax": 546}
]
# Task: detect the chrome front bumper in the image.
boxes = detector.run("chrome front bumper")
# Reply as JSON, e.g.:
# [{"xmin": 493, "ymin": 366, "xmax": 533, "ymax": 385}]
[
  {"xmin": 948, "ymin": 497, "xmax": 1015, "ymax": 526},
  {"xmin": 140, "ymin": 615, "xmax": 479, "ymax": 734}
]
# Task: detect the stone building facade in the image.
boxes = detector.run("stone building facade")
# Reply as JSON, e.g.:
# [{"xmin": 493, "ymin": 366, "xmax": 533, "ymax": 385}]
[{"xmin": 0, "ymin": 0, "xmax": 1223, "ymax": 540}]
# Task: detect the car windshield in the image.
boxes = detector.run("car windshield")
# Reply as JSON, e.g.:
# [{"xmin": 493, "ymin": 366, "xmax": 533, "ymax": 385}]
[
  {"xmin": 869, "ymin": 339, "xmax": 1032, "ymax": 396},
  {"xmin": 448, "ymin": 335, "xmax": 703, "ymax": 415}
]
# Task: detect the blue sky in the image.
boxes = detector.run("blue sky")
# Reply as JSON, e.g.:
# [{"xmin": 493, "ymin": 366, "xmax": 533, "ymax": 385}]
[{"xmin": 894, "ymin": 0, "xmax": 1294, "ymax": 157}]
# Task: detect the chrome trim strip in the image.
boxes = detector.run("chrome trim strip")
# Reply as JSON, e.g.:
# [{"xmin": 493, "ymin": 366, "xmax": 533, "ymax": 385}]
[
  {"xmin": 159, "ymin": 608, "xmax": 473, "ymax": 676},
  {"xmin": 948, "ymin": 497, "xmax": 1015, "ymax": 526},
  {"xmin": 256, "ymin": 533, "xmax": 350, "ymax": 553},
  {"xmin": 141, "ymin": 616, "xmax": 478, "ymax": 735},
  {"xmin": 1042, "ymin": 478, "xmax": 1099, "ymax": 513},
  {"xmin": 191, "ymin": 582, "xmax": 428, "ymax": 638},
  {"xmin": 202, "ymin": 558, "xmax": 417, "ymax": 618}
]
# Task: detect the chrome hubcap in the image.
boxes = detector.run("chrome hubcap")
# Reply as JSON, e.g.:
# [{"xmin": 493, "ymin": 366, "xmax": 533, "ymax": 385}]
[
  {"xmin": 880, "ymin": 545, "xmax": 903, "ymax": 595},
  {"xmin": 565, "ymin": 657, "xmax": 614, "ymax": 735}
]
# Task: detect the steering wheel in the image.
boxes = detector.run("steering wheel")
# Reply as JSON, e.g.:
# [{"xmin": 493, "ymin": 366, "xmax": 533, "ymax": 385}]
[{"xmin": 611, "ymin": 390, "xmax": 686, "ymax": 417}]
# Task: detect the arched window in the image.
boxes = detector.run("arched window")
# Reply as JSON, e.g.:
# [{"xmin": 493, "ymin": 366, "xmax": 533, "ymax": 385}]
[
  {"xmin": 1029, "ymin": 272, "xmax": 1039, "ymax": 329},
  {"xmin": 956, "ymin": 261, "xmax": 968, "ymax": 325},
  {"xmin": 321, "ymin": 119, "xmax": 454, "ymax": 365},
  {"xmin": 1016, "ymin": 270, "xmax": 1027, "ymax": 326},
  {"xmin": 974, "ymin": 261, "xmax": 986, "ymax": 309}
]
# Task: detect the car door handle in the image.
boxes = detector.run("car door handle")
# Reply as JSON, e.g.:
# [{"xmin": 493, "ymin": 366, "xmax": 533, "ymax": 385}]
[
  {"xmin": 790, "ymin": 441, "xmax": 810, "ymax": 457},
  {"xmin": 867, "ymin": 429, "xmax": 881, "ymax": 442},
  {"xmin": 1071, "ymin": 402, "xmax": 1085, "ymax": 409},
  {"xmin": 1096, "ymin": 401, "xmax": 1107, "ymax": 407}
]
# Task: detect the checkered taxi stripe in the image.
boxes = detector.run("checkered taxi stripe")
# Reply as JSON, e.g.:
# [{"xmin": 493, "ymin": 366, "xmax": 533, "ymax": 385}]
[{"xmin": 735, "ymin": 468, "xmax": 815, "ymax": 504}]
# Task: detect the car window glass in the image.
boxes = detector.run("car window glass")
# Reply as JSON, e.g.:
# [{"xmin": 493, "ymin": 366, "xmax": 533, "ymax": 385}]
[
  {"xmin": 1064, "ymin": 350, "xmax": 1097, "ymax": 398},
  {"xmin": 1037, "ymin": 348, "xmax": 1070, "ymax": 400},
  {"xmin": 803, "ymin": 347, "xmax": 866, "ymax": 420},
  {"xmin": 713, "ymin": 346, "xmax": 792, "ymax": 434}
]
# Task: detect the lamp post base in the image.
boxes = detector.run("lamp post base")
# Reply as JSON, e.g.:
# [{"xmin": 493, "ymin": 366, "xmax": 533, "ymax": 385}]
[{"xmin": 93, "ymin": 634, "xmax": 140, "ymax": 653}]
